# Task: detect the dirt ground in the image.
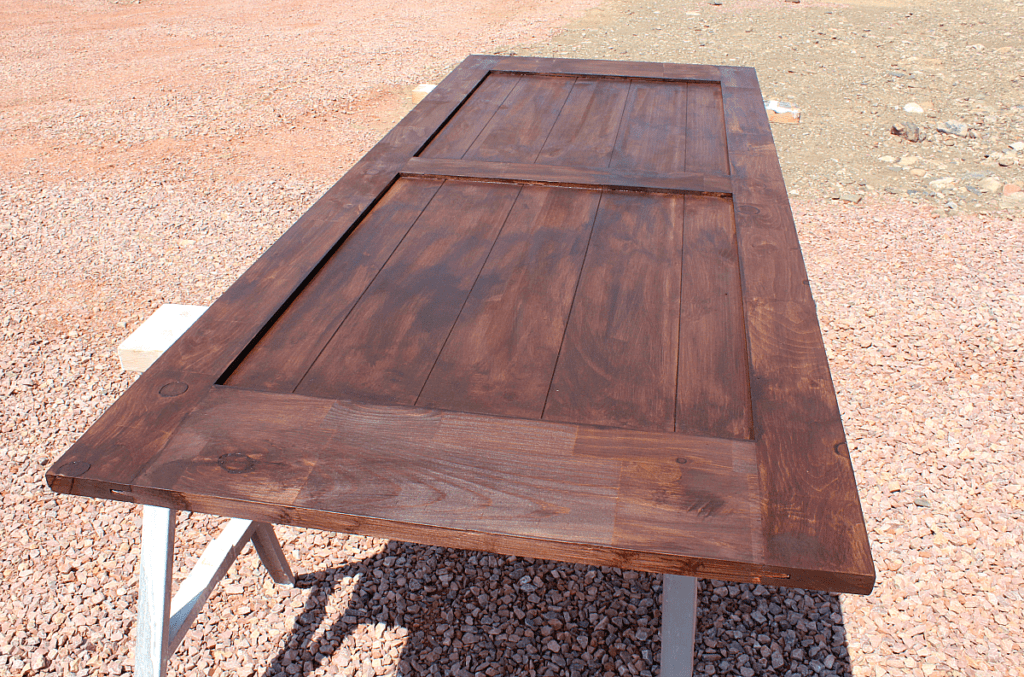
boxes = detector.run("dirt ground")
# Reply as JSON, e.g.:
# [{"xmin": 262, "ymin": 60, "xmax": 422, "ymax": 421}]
[
  {"xmin": 2, "ymin": 0, "xmax": 1023, "ymax": 676},
  {"xmin": 515, "ymin": 0, "xmax": 1024, "ymax": 216}
]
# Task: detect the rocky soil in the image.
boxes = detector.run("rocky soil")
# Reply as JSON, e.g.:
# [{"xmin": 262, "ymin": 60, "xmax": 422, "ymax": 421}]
[
  {"xmin": 517, "ymin": 0, "xmax": 1024, "ymax": 217},
  {"xmin": 2, "ymin": 0, "xmax": 1023, "ymax": 676}
]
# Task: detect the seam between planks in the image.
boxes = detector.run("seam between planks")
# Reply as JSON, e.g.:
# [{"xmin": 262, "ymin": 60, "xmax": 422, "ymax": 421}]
[
  {"xmin": 215, "ymin": 172, "xmax": 416, "ymax": 386},
  {"xmin": 456, "ymin": 74, "xmax": 524, "ymax": 160},
  {"xmin": 290, "ymin": 180, "xmax": 449, "ymax": 393},
  {"xmin": 531, "ymin": 76, "xmax": 581, "ymax": 164},
  {"xmin": 411, "ymin": 63, "xmax": 506, "ymax": 157},
  {"xmin": 539, "ymin": 191, "xmax": 606, "ymax": 421},
  {"xmin": 413, "ymin": 186, "xmax": 525, "ymax": 406}
]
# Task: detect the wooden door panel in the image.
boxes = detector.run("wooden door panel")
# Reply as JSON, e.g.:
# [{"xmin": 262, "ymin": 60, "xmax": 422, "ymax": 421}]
[{"xmin": 48, "ymin": 56, "xmax": 875, "ymax": 594}]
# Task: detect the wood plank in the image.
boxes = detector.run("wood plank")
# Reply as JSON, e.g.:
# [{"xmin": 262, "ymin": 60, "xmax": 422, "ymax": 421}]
[
  {"xmin": 462, "ymin": 75, "xmax": 575, "ymax": 163},
  {"xmin": 733, "ymin": 201, "xmax": 813, "ymax": 302},
  {"xmin": 223, "ymin": 178, "xmax": 444, "ymax": 392},
  {"xmin": 721, "ymin": 85, "xmax": 773, "ymax": 138},
  {"xmin": 129, "ymin": 387, "xmax": 791, "ymax": 584},
  {"xmin": 46, "ymin": 367, "xmax": 217, "ymax": 498},
  {"xmin": 295, "ymin": 181, "xmax": 521, "ymax": 404},
  {"xmin": 535, "ymin": 78, "xmax": 631, "ymax": 167},
  {"xmin": 417, "ymin": 186, "xmax": 601, "ymax": 419},
  {"xmin": 403, "ymin": 157, "xmax": 732, "ymax": 195},
  {"xmin": 609, "ymin": 80, "xmax": 688, "ymax": 174},
  {"xmin": 724, "ymin": 71, "xmax": 874, "ymax": 592},
  {"xmin": 716, "ymin": 65, "xmax": 758, "ymax": 90},
  {"xmin": 685, "ymin": 83, "xmax": 730, "ymax": 174},
  {"xmin": 134, "ymin": 389, "xmax": 334, "ymax": 507},
  {"xmin": 494, "ymin": 56, "xmax": 722, "ymax": 83},
  {"xmin": 544, "ymin": 191, "xmax": 684, "ymax": 432},
  {"xmin": 418, "ymin": 73, "xmax": 521, "ymax": 159},
  {"xmin": 744, "ymin": 299, "xmax": 874, "ymax": 592},
  {"xmin": 676, "ymin": 195, "xmax": 752, "ymax": 439},
  {"xmin": 607, "ymin": 432, "xmax": 761, "ymax": 572}
]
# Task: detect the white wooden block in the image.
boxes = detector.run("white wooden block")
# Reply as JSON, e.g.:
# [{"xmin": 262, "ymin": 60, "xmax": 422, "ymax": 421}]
[
  {"xmin": 765, "ymin": 99, "xmax": 801, "ymax": 124},
  {"xmin": 118, "ymin": 304, "xmax": 208, "ymax": 372},
  {"xmin": 411, "ymin": 83, "xmax": 436, "ymax": 104}
]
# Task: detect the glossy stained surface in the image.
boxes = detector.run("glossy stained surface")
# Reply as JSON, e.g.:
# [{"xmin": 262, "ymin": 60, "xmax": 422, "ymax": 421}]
[{"xmin": 47, "ymin": 57, "xmax": 874, "ymax": 594}]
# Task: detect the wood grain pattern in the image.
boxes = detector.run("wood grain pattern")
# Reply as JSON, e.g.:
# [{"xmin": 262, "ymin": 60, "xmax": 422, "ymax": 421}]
[
  {"xmin": 295, "ymin": 181, "xmax": 521, "ymax": 404},
  {"xmin": 610, "ymin": 80, "xmax": 688, "ymax": 174},
  {"xmin": 535, "ymin": 78, "xmax": 631, "ymax": 167},
  {"xmin": 743, "ymin": 299, "xmax": 873, "ymax": 591},
  {"xmin": 544, "ymin": 191, "xmax": 684, "ymax": 432},
  {"xmin": 676, "ymin": 195, "xmax": 752, "ymax": 439},
  {"xmin": 724, "ymin": 80, "xmax": 874, "ymax": 591},
  {"xmin": 131, "ymin": 387, "xmax": 772, "ymax": 579},
  {"xmin": 417, "ymin": 185, "xmax": 601, "ymax": 419},
  {"xmin": 419, "ymin": 73, "xmax": 521, "ymax": 160},
  {"xmin": 462, "ymin": 75, "xmax": 575, "ymax": 163},
  {"xmin": 402, "ymin": 157, "xmax": 733, "ymax": 195},
  {"xmin": 224, "ymin": 178, "xmax": 444, "ymax": 392},
  {"xmin": 48, "ymin": 56, "xmax": 874, "ymax": 594},
  {"xmin": 686, "ymin": 83, "xmax": 730, "ymax": 175}
]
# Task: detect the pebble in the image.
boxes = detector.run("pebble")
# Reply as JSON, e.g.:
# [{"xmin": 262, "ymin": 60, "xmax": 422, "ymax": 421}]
[
  {"xmin": 903, "ymin": 102, "xmax": 924, "ymax": 114},
  {"xmin": 928, "ymin": 177, "xmax": 955, "ymax": 190},
  {"xmin": 891, "ymin": 121, "xmax": 923, "ymax": 142},
  {"xmin": 936, "ymin": 120, "xmax": 969, "ymax": 137},
  {"xmin": 979, "ymin": 177, "xmax": 1002, "ymax": 193}
]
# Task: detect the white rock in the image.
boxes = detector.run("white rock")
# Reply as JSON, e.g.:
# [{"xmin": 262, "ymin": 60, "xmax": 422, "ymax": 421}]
[
  {"xmin": 979, "ymin": 177, "xmax": 1003, "ymax": 193},
  {"xmin": 878, "ymin": 155, "xmax": 896, "ymax": 163},
  {"xmin": 929, "ymin": 177, "xmax": 956, "ymax": 190},
  {"xmin": 897, "ymin": 155, "xmax": 920, "ymax": 167},
  {"xmin": 903, "ymin": 102, "xmax": 924, "ymax": 114},
  {"xmin": 1010, "ymin": 141, "xmax": 1024, "ymax": 152}
]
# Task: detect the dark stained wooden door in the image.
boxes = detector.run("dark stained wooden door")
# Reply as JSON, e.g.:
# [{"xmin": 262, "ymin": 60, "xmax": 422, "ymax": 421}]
[{"xmin": 47, "ymin": 56, "xmax": 875, "ymax": 594}]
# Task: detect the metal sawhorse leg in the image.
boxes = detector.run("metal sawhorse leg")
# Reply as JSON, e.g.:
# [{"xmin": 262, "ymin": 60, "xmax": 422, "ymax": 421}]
[
  {"xmin": 135, "ymin": 505, "xmax": 295, "ymax": 677},
  {"xmin": 661, "ymin": 575, "xmax": 699, "ymax": 677},
  {"xmin": 136, "ymin": 507, "xmax": 696, "ymax": 677}
]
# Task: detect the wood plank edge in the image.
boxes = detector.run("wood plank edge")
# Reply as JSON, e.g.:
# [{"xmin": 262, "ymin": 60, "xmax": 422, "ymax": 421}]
[
  {"xmin": 120, "ymin": 488, "xmax": 798, "ymax": 586},
  {"xmin": 47, "ymin": 450, "xmax": 871, "ymax": 594},
  {"xmin": 484, "ymin": 55, "xmax": 723, "ymax": 82},
  {"xmin": 489, "ymin": 68, "xmax": 723, "ymax": 84},
  {"xmin": 401, "ymin": 162, "xmax": 733, "ymax": 197}
]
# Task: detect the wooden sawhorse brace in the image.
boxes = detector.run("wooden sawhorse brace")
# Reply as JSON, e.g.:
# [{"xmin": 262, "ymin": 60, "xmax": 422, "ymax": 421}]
[{"xmin": 135, "ymin": 505, "xmax": 295, "ymax": 677}]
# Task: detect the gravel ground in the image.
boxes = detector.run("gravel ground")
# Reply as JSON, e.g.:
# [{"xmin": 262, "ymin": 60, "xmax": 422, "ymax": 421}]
[
  {"xmin": 2, "ymin": 0, "xmax": 1023, "ymax": 676},
  {"xmin": 520, "ymin": 0, "xmax": 1024, "ymax": 217}
]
